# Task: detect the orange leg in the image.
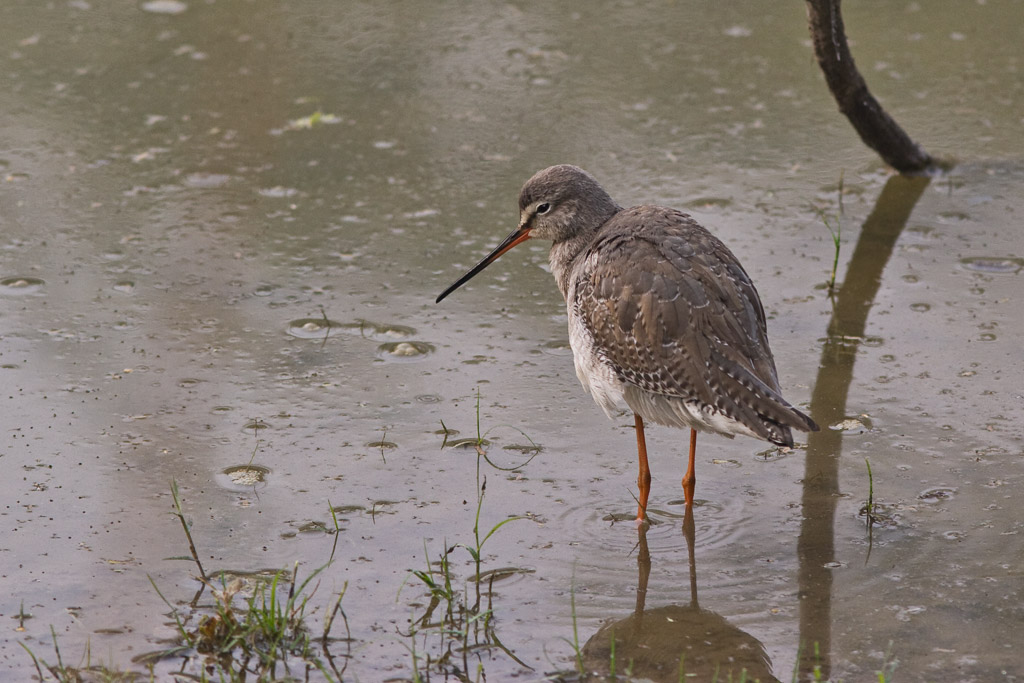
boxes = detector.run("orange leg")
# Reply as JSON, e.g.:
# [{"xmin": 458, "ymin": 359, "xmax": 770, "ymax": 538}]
[
  {"xmin": 634, "ymin": 414, "xmax": 652, "ymax": 522},
  {"xmin": 682, "ymin": 428, "xmax": 697, "ymax": 507}
]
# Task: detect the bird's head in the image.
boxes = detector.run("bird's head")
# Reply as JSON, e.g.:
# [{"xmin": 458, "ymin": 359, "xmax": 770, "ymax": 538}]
[{"xmin": 436, "ymin": 165, "xmax": 618, "ymax": 303}]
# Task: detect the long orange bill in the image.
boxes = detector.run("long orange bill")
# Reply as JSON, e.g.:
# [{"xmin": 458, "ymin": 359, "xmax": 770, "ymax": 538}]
[{"xmin": 435, "ymin": 224, "xmax": 533, "ymax": 303}]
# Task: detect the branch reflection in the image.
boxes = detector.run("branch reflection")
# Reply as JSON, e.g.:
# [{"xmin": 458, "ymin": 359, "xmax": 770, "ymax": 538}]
[{"xmin": 797, "ymin": 174, "xmax": 930, "ymax": 679}]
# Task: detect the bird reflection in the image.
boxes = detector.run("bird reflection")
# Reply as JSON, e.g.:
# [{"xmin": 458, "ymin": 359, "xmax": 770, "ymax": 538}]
[{"xmin": 582, "ymin": 508, "xmax": 778, "ymax": 682}]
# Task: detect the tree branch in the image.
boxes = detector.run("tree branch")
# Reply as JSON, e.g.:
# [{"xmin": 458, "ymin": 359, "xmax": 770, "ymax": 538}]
[{"xmin": 806, "ymin": 0, "xmax": 936, "ymax": 174}]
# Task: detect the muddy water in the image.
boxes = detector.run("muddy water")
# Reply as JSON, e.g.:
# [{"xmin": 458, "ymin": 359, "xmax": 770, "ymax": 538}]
[{"xmin": 2, "ymin": 1, "xmax": 1023, "ymax": 680}]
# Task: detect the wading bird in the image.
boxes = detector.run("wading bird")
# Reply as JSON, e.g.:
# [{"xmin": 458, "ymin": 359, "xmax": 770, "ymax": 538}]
[{"xmin": 436, "ymin": 165, "xmax": 817, "ymax": 522}]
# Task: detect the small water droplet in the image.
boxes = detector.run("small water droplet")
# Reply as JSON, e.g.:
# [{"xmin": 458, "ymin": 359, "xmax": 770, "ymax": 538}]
[
  {"xmin": 366, "ymin": 440, "xmax": 398, "ymax": 450},
  {"xmin": 258, "ymin": 186, "xmax": 299, "ymax": 198},
  {"xmin": 184, "ymin": 172, "xmax": 231, "ymax": 188},
  {"xmin": 0, "ymin": 276, "xmax": 45, "ymax": 294},
  {"xmin": 376, "ymin": 341, "xmax": 435, "ymax": 362},
  {"xmin": 112, "ymin": 281, "xmax": 135, "ymax": 294},
  {"xmin": 141, "ymin": 0, "xmax": 187, "ymax": 14},
  {"xmin": 960, "ymin": 256, "xmax": 1024, "ymax": 274},
  {"xmin": 178, "ymin": 378, "xmax": 203, "ymax": 388},
  {"xmin": 722, "ymin": 25, "xmax": 752, "ymax": 38},
  {"xmin": 902, "ymin": 274, "xmax": 920, "ymax": 283},
  {"xmin": 978, "ymin": 333, "xmax": 996, "ymax": 341},
  {"xmin": 909, "ymin": 302, "xmax": 930, "ymax": 312},
  {"xmin": 243, "ymin": 419, "xmax": 271, "ymax": 432},
  {"xmin": 415, "ymin": 394, "xmax": 442, "ymax": 404}
]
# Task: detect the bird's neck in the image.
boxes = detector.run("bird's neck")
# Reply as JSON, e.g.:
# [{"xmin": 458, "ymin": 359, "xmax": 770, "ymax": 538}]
[{"xmin": 549, "ymin": 229, "xmax": 599, "ymax": 301}]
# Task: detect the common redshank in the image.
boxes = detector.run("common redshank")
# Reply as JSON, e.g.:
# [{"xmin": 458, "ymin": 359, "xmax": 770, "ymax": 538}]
[{"xmin": 436, "ymin": 165, "xmax": 818, "ymax": 522}]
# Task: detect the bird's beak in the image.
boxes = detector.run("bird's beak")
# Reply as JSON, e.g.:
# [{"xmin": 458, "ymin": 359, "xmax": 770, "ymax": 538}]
[{"xmin": 435, "ymin": 223, "xmax": 533, "ymax": 303}]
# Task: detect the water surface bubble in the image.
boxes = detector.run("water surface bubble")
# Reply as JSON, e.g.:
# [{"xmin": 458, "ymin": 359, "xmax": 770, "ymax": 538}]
[
  {"xmin": 217, "ymin": 464, "xmax": 271, "ymax": 491},
  {"xmin": 242, "ymin": 419, "xmax": 271, "ymax": 432},
  {"xmin": 286, "ymin": 318, "xmax": 341, "ymax": 339},
  {"xmin": 376, "ymin": 341, "xmax": 435, "ymax": 361},
  {"xmin": 859, "ymin": 501, "xmax": 902, "ymax": 529},
  {"xmin": 830, "ymin": 416, "xmax": 872, "ymax": 433},
  {"xmin": 0, "ymin": 277, "xmax": 45, "ymax": 294},
  {"xmin": 112, "ymin": 281, "xmax": 135, "ymax": 294},
  {"xmin": 960, "ymin": 256, "xmax": 1024, "ymax": 274},
  {"xmin": 918, "ymin": 486, "xmax": 956, "ymax": 503},
  {"xmin": 335, "ymin": 319, "xmax": 415, "ymax": 341},
  {"xmin": 711, "ymin": 458, "xmax": 742, "ymax": 468}
]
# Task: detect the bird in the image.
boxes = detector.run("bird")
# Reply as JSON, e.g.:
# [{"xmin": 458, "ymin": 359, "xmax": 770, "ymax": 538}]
[{"xmin": 436, "ymin": 165, "xmax": 818, "ymax": 523}]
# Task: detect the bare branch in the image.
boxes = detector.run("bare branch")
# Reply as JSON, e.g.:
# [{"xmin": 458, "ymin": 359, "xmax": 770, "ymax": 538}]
[{"xmin": 806, "ymin": 0, "xmax": 937, "ymax": 174}]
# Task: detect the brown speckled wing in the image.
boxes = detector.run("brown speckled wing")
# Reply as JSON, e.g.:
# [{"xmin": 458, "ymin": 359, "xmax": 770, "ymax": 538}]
[{"xmin": 573, "ymin": 206, "xmax": 815, "ymax": 445}]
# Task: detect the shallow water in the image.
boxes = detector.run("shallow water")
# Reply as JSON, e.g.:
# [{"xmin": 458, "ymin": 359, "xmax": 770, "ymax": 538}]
[{"xmin": 2, "ymin": 1, "xmax": 1023, "ymax": 680}]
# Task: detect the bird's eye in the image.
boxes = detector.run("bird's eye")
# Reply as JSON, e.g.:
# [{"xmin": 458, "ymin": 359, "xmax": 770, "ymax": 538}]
[{"xmin": 536, "ymin": 202, "xmax": 551, "ymax": 215}]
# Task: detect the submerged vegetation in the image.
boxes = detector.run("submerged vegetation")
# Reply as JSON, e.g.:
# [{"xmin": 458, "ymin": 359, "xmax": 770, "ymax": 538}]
[{"xmin": 16, "ymin": 392, "xmax": 898, "ymax": 681}]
